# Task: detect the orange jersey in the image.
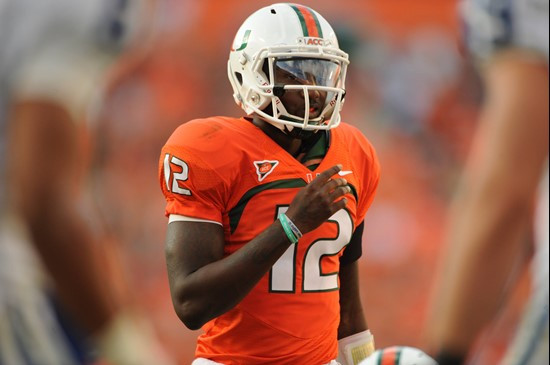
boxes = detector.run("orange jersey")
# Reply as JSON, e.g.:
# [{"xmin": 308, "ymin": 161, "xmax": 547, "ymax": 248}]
[{"xmin": 159, "ymin": 117, "xmax": 380, "ymax": 365}]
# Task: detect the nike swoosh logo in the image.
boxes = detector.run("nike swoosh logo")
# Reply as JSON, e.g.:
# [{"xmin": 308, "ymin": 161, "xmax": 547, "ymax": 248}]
[{"xmin": 338, "ymin": 170, "xmax": 353, "ymax": 176}]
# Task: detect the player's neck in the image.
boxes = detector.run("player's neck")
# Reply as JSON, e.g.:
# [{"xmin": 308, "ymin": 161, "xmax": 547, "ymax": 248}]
[{"xmin": 251, "ymin": 117, "xmax": 303, "ymax": 157}]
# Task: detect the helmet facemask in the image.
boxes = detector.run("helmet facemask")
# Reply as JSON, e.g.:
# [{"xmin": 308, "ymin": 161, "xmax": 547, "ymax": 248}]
[
  {"xmin": 255, "ymin": 48, "xmax": 348, "ymax": 132},
  {"xmin": 227, "ymin": 3, "xmax": 349, "ymax": 133}
]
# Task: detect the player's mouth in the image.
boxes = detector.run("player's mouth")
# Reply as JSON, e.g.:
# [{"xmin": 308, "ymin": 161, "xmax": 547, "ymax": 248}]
[{"xmin": 309, "ymin": 104, "xmax": 322, "ymax": 117}]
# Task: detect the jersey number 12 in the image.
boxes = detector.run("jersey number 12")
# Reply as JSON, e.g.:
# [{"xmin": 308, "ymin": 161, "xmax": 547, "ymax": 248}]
[{"xmin": 270, "ymin": 207, "xmax": 353, "ymax": 293}]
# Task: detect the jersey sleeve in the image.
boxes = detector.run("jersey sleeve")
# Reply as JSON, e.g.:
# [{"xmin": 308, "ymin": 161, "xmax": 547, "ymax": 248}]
[
  {"xmin": 3, "ymin": 0, "xmax": 147, "ymax": 121},
  {"xmin": 461, "ymin": 0, "xmax": 549, "ymax": 62},
  {"xmin": 349, "ymin": 126, "xmax": 381, "ymax": 225},
  {"xmin": 158, "ymin": 122, "xmax": 229, "ymax": 223}
]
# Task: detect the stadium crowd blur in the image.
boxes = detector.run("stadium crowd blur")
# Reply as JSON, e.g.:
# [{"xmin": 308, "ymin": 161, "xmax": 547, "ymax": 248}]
[{"xmin": 91, "ymin": 0, "xmax": 530, "ymax": 363}]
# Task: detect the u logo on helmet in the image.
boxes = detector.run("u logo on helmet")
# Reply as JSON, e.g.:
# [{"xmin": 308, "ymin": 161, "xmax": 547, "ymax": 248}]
[{"xmin": 231, "ymin": 29, "xmax": 251, "ymax": 51}]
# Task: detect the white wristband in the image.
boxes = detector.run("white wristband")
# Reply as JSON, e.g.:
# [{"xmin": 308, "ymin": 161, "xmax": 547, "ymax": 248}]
[{"xmin": 336, "ymin": 329, "xmax": 375, "ymax": 365}]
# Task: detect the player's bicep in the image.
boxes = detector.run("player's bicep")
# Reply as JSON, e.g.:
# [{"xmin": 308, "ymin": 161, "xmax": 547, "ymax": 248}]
[{"xmin": 164, "ymin": 221, "xmax": 225, "ymax": 280}]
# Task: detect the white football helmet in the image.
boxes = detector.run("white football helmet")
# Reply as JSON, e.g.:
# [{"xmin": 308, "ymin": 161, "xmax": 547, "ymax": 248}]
[
  {"xmin": 359, "ymin": 346, "xmax": 438, "ymax": 365},
  {"xmin": 227, "ymin": 3, "xmax": 349, "ymax": 132}
]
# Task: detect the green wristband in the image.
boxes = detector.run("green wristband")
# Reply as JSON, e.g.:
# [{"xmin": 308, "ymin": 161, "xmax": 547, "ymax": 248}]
[
  {"xmin": 286, "ymin": 214, "xmax": 303, "ymax": 239},
  {"xmin": 278, "ymin": 213, "xmax": 298, "ymax": 244}
]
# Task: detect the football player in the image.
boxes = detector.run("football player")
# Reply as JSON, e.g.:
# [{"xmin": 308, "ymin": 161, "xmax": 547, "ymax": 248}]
[
  {"xmin": 427, "ymin": 0, "xmax": 549, "ymax": 364},
  {"xmin": 159, "ymin": 3, "xmax": 379, "ymax": 365},
  {"xmin": 0, "ymin": 0, "xmax": 173, "ymax": 364}
]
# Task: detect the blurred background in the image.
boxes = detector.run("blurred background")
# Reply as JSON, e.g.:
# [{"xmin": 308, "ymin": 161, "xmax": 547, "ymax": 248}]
[{"xmin": 88, "ymin": 0, "xmax": 528, "ymax": 363}]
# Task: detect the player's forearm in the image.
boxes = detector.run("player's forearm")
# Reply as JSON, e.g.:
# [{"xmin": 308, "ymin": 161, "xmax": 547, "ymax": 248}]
[
  {"xmin": 169, "ymin": 221, "xmax": 293, "ymax": 330},
  {"xmin": 25, "ymin": 195, "xmax": 120, "ymax": 335},
  {"xmin": 338, "ymin": 261, "xmax": 367, "ymax": 339},
  {"xmin": 337, "ymin": 266, "xmax": 374, "ymax": 365},
  {"xmin": 429, "ymin": 181, "xmax": 530, "ymax": 354},
  {"xmin": 9, "ymin": 100, "xmax": 119, "ymax": 335}
]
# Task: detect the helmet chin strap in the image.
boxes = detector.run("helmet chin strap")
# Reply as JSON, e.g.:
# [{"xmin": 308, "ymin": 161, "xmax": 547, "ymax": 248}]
[
  {"xmin": 283, "ymin": 124, "xmax": 318, "ymax": 140},
  {"xmin": 253, "ymin": 112, "xmax": 318, "ymax": 140}
]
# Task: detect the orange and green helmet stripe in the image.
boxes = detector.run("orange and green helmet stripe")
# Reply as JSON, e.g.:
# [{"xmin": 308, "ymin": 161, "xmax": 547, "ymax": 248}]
[
  {"xmin": 378, "ymin": 347, "xmax": 402, "ymax": 365},
  {"xmin": 288, "ymin": 3, "xmax": 324, "ymax": 38}
]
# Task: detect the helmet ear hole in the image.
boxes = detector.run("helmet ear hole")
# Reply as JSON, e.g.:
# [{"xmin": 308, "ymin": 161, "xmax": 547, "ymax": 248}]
[{"xmin": 234, "ymin": 72, "xmax": 243, "ymax": 86}]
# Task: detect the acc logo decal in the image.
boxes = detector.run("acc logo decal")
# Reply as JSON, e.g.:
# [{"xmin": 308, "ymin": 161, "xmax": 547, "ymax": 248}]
[
  {"xmin": 253, "ymin": 160, "xmax": 279, "ymax": 182},
  {"xmin": 297, "ymin": 37, "xmax": 333, "ymax": 47}
]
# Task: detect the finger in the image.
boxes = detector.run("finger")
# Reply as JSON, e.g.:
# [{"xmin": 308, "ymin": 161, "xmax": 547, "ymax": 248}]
[
  {"xmin": 328, "ymin": 185, "xmax": 351, "ymax": 202},
  {"xmin": 322, "ymin": 178, "xmax": 347, "ymax": 194},
  {"xmin": 310, "ymin": 164, "xmax": 342, "ymax": 188},
  {"xmin": 330, "ymin": 197, "xmax": 348, "ymax": 214}
]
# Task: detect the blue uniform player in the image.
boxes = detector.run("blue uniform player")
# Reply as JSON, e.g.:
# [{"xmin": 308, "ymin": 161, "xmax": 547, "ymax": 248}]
[{"xmin": 428, "ymin": 0, "xmax": 549, "ymax": 364}]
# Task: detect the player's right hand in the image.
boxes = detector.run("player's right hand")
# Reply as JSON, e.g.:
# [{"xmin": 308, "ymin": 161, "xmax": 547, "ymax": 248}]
[{"xmin": 285, "ymin": 164, "xmax": 351, "ymax": 234}]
